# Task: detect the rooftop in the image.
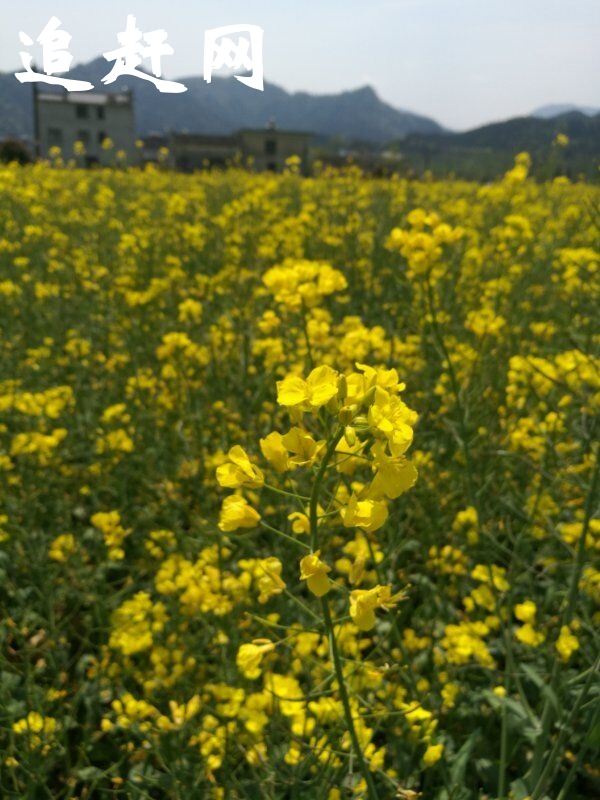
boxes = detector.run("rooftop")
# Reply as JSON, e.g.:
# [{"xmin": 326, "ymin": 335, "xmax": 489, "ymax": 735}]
[
  {"xmin": 238, "ymin": 128, "xmax": 312, "ymax": 138},
  {"xmin": 37, "ymin": 91, "xmax": 133, "ymax": 106},
  {"xmin": 170, "ymin": 133, "xmax": 238, "ymax": 146}
]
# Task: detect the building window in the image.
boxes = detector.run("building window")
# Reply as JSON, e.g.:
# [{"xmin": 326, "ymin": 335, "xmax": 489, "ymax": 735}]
[
  {"xmin": 47, "ymin": 127, "xmax": 62, "ymax": 147},
  {"xmin": 77, "ymin": 130, "xmax": 90, "ymax": 146},
  {"xmin": 266, "ymin": 162, "xmax": 277, "ymax": 172},
  {"xmin": 76, "ymin": 104, "xmax": 89, "ymax": 119},
  {"xmin": 98, "ymin": 132, "xmax": 107, "ymax": 145},
  {"xmin": 96, "ymin": 106, "xmax": 105, "ymax": 120},
  {"xmin": 265, "ymin": 139, "xmax": 277, "ymax": 155}
]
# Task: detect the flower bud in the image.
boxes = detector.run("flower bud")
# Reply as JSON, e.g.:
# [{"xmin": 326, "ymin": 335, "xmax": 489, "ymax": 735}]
[{"xmin": 344, "ymin": 426, "xmax": 357, "ymax": 447}]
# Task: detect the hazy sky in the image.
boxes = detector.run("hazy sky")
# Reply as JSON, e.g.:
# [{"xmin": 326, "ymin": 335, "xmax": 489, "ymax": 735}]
[{"xmin": 2, "ymin": 0, "xmax": 599, "ymax": 130}]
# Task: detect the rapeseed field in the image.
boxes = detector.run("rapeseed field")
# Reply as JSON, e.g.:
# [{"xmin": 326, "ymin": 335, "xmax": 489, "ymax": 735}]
[{"xmin": 0, "ymin": 154, "xmax": 598, "ymax": 799}]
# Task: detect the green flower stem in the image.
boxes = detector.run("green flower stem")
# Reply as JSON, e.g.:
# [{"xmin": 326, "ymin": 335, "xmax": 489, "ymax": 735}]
[
  {"xmin": 425, "ymin": 277, "xmax": 478, "ymax": 516},
  {"xmin": 498, "ymin": 668, "xmax": 509, "ymax": 799},
  {"xmin": 530, "ymin": 655, "xmax": 599, "ymax": 800},
  {"xmin": 310, "ymin": 427, "xmax": 345, "ymax": 552},
  {"xmin": 259, "ymin": 521, "xmax": 311, "ymax": 550},
  {"xmin": 555, "ymin": 689, "xmax": 600, "ymax": 800},
  {"xmin": 281, "ymin": 586, "xmax": 323, "ymax": 624},
  {"xmin": 309, "ymin": 424, "xmax": 379, "ymax": 800},
  {"xmin": 321, "ymin": 595, "xmax": 380, "ymax": 800},
  {"xmin": 263, "ymin": 483, "xmax": 311, "ymax": 502}
]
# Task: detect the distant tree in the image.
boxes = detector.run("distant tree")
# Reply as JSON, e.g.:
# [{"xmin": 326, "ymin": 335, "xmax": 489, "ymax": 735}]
[{"xmin": 0, "ymin": 139, "xmax": 32, "ymax": 164}]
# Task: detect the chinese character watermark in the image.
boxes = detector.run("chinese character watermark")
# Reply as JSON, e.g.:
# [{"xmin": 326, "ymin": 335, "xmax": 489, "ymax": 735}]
[
  {"xmin": 102, "ymin": 15, "xmax": 187, "ymax": 93},
  {"xmin": 15, "ymin": 16, "xmax": 264, "ymax": 93},
  {"xmin": 204, "ymin": 25, "xmax": 263, "ymax": 91},
  {"xmin": 15, "ymin": 17, "xmax": 94, "ymax": 91}
]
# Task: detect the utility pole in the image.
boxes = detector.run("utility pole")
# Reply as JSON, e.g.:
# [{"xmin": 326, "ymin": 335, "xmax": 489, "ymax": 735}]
[{"xmin": 31, "ymin": 63, "xmax": 40, "ymax": 159}]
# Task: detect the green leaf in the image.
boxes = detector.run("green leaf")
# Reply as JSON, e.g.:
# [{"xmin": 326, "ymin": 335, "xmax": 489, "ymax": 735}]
[
  {"xmin": 0, "ymin": 671, "xmax": 21, "ymax": 691},
  {"xmin": 75, "ymin": 766, "xmax": 104, "ymax": 782},
  {"xmin": 5, "ymin": 700, "xmax": 26, "ymax": 718},
  {"xmin": 509, "ymin": 778, "xmax": 531, "ymax": 800},
  {"xmin": 587, "ymin": 716, "xmax": 600, "ymax": 749},
  {"xmin": 450, "ymin": 731, "xmax": 479, "ymax": 786},
  {"xmin": 521, "ymin": 663, "xmax": 560, "ymax": 715}
]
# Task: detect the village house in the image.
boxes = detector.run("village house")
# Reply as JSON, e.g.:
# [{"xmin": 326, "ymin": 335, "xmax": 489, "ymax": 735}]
[
  {"xmin": 141, "ymin": 125, "xmax": 312, "ymax": 174},
  {"xmin": 237, "ymin": 127, "xmax": 311, "ymax": 174},
  {"xmin": 34, "ymin": 87, "xmax": 138, "ymax": 165},
  {"xmin": 32, "ymin": 87, "xmax": 311, "ymax": 173}
]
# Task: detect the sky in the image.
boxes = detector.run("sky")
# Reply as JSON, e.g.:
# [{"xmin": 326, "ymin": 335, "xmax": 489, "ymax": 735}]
[{"xmin": 1, "ymin": 0, "xmax": 599, "ymax": 131}]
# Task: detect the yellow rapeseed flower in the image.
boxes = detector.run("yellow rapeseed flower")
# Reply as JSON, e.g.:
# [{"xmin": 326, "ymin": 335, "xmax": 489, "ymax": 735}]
[
  {"xmin": 277, "ymin": 365, "xmax": 340, "ymax": 411},
  {"xmin": 299, "ymin": 551, "xmax": 331, "ymax": 597},
  {"xmin": 555, "ymin": 625, "xmax": 579, "ymax": 662},
  {"xmin": 349, "ymin": 585, "xmax": 404, "ymax": 631},
  {"xmin": 218, "ymin": 494, "xmax": 261, "ymax": 532},
  {"xmin": 216, "ymin": 445, "xmax": 264, "ymax": 489}
]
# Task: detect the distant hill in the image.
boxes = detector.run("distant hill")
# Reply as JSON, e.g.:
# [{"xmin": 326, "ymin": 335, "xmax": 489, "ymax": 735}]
[
  {"xmin": 0, "ymin": 57, "xmax": 444, "ymax": 144},
  {"xmin": 396, "ymin": 111, "xmax": 600, "ymax": 181},
  {"xmin": 531, "ymin": 103, "xmax": 599, "ymax": 119}
]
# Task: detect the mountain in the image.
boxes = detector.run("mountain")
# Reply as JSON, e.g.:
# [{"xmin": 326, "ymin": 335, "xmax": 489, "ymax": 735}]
[
  {"xmin": 531, "ymin": 103, "xmax": 599, "ymax": 119},
  {"xmin": 396, "ymin": 111, "xmax": 600, "ymax": 181},
  {"xmin": 0, "ymin": 57, "xmax": 443, "ymax": 144},
  {"xmin": 422, "ymin": 111, "xmax": 600, "ymax": 149}
]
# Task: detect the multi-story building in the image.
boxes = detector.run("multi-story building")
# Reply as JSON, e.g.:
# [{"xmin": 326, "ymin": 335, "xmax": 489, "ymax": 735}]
[
  {"xmin": 33, "ymin": 87, "xmax": 311, "ymax": 173},
  {"xmin": 35, "ymin": 88, "xmax": 137, "ymax": 165}
]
